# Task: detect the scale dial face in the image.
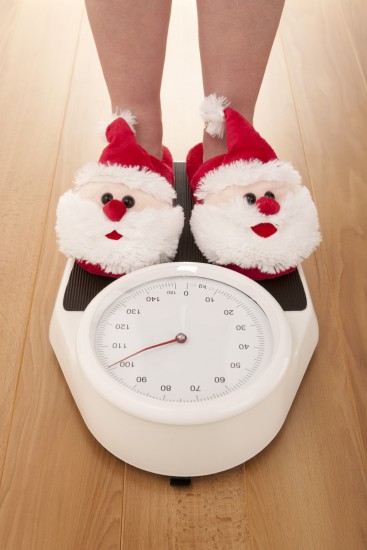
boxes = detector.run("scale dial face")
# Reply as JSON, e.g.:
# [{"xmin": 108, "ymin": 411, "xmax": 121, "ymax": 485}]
[
  {"xmin": 77, "ymin": 263, "xmax": 292, "ymax": 425},
  {"xmin": 95, "ymin": 277, "xmax": 272, "ymax": 400}
]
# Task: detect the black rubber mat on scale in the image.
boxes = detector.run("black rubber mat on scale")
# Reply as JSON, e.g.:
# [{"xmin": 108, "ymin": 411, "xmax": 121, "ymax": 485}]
[{"xmin": 63, "ymin": 162, "xmax": 307, "ymax": 312}]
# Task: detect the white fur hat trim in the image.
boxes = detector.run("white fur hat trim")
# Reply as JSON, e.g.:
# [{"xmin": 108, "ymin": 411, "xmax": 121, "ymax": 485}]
[
  {"xmin": 74, "ymin": 162, "xmax": 176, "ymax": 203},
  {"xmin": 195, "ymin": 159, "xmax": 302, "ymax": 200}
]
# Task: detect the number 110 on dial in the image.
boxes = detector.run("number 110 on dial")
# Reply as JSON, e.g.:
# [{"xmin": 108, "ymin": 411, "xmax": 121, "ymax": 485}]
[{"xmin": 95, "ymin": 275, "xmax": 273, "ymax": 403}]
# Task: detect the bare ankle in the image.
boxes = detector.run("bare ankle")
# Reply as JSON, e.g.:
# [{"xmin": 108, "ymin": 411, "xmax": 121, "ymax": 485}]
[
  {"xmin": 134, "ymin": 115, "xmax": 163, "ymax": 160},
  {"xmin": 202, "ymin": 132, "xmax": 227, "ymax": 162}
]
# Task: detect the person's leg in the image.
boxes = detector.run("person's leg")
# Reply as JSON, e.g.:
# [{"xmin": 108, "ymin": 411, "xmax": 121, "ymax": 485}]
[
  {"xmin": 196, "ymin": 0, "xmax": 285, "ymax": 161},
  {"xmin": 85, "ymin": 0, "xmax": 172, "ymax": 159}
]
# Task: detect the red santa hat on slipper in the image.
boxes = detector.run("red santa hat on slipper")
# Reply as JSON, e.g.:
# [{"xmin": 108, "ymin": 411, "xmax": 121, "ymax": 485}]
[
  {"xmin": 74, "ymin": 111, "xmax": 176, "ymax": 203},
  {"xmin": 187, "ymin": 94, "xmax": 302, "ymax": 201}
]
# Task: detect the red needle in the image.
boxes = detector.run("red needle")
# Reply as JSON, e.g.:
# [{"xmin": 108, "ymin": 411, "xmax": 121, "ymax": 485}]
[{"xmin": 107, "ymin": 332, "xmax": 187, "ymax": 368}]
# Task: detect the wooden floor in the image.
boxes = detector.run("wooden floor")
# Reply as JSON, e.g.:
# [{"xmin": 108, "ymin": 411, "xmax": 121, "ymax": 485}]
[{"xmin": 1, "ymin": 0, "xmax": 366, "ymax": 548}]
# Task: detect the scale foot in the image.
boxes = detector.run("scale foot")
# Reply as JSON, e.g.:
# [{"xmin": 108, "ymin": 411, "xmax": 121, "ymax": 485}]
[{"xmin": 170, "ymin": 477, "xmax": 192, "ymax": 487}]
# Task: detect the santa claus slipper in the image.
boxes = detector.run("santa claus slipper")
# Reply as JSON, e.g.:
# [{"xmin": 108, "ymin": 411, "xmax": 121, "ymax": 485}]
[
  {"xmin": 186, "ymin": 94, "xmax": 321, "ymax": 280},
  {"xmin": 56, "ymin": 111, "xmax": 184, "ymax": 278}
]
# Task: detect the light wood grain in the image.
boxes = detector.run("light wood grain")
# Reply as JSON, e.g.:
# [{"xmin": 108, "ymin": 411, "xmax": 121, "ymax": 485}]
[
  {"xmin": 122, "ymin": 465, "xmax": 249, "ymax": 549},
  {"xmin": 281, "ymin": 0, "xmax": 367, "ymax": 454},
  {"xmin": 161, "ymin": 0, "xmax": 203, "ymax": 160},
  {"xmin": 338, "ymin": 0, "xmax": 367, "ymax": 85},
  {"xmin": 0, "ymin": 13, "xmax": 123, "ymax": 549},
  {"xmin": 254, "ymin": 20, "xmax": 367, "ymax": 549},
  {"xmin": 0, "ymin": 0, "xmax": 366, "ymax": 548},
  {"xmin": 0, "ymin": 1, "xmax": 19, "ymax": 73},
  {"xmin": 247, "ymin": 252, "xmax": 367, "ymax": 549},
  {"xmin": 0, "ymin": 0, "xmax": 83, "ymax": 474}
]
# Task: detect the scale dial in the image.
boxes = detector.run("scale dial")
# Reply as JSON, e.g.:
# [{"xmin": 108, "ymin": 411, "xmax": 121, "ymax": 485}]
[
  {"xmin": 95, "ymin": 276, "xmax": 273, "ymax": 400},
  {"xmin": 77, "ymin": 263, "xmax": 292, "ymax": 425}
]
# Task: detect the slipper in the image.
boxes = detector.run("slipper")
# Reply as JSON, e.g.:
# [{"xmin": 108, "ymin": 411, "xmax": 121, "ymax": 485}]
[
  {"xmin": 186, "ymin": 94, "xmax": 321, "ymax": 280},
  {"xmin": 56, "ymin": 112, "xmax": 184, "ymax": 277}
]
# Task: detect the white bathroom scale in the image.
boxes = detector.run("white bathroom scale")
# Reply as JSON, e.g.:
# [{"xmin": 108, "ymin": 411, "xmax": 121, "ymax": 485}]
[{"xmin": 49, "ymin": 163, "xmax": 318, "ymax": 482}]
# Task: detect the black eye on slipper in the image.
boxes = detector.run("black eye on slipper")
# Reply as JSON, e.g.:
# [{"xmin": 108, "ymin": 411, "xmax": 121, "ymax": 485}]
[
  {"xmin": 244, "ymin": 193, "xmax": 256, "ymax": 205},
  {"xmin": 101, "ymin": 193, "xmax": 113, "ymax": 205},
  {"xmin": 122, "ymin": 195, "xmax": 135, "ymax": 208}
]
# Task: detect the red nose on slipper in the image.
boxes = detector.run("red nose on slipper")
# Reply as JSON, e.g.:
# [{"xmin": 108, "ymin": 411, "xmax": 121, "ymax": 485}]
[
  {"xmin": 103, "ymin": 199, "xmax": 127, "ymax": 222},
  {"xmin": 256, "ymin": 196, "xmax": 280, "ymax": 215}
]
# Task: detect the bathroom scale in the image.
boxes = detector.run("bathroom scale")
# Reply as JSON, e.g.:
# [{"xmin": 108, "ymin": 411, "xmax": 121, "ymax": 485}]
[{"xmin": 49, "ymin": 163, "xmax": 318, "ymax": 481}]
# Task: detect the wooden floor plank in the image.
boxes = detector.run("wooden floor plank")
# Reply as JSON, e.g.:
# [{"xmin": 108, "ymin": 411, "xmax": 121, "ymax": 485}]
[
  {"xmin": 338, "ymin": 0, "xmax": 367, "ymax": 86},
  {"xmin": 249, "ymin": 21, "xmax": 367, "ymax": 550},
  {"xmin": 161, "ymin": 0, "xmax": 203, "ymax": 159},
  {"xmin": 281, "ymin": 0, "xmax": 367, "ymax": 454},
  {"xmin": 246, "ymin": 254, "xmax": 367, "ymax": 550},
  {"xmin": 0, "ymin": 0, "xmax": 84, "ymax": 475},
  {"xmin": 0, "ymin": 1, "xmax": 20, "ymax": 73},
  {"xmin": 0, "ymin": 13, "xmax": 123, "ymax": 550},
  {"xmin": 122, "ymin": 465, "xmax": 249, "ymax": 550}
]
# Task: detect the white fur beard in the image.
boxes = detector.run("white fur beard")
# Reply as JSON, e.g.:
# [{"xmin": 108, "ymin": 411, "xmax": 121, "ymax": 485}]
[
  {"xmin": 190, "ymin": 188, "xmax": 321, "ymax": 274},
  {"xmin": 56, "ymin": 191, "xmax": 184, "ymax": 274}
]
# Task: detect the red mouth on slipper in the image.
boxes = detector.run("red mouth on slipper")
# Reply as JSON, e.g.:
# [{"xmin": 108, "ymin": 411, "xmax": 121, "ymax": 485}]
[
  {"xmin": 251, "ymin": 223, "xmax": 277, "ymax": 238},
  {"xmin": 105, "ymin": 230, "xmax": 123, "ymax": 240}
]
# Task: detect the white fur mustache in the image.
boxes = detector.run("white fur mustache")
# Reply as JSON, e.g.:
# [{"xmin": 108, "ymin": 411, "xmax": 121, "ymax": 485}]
[{"xmin": 56, "ymin": 190, "xmax": 184, "ymax": 274}]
